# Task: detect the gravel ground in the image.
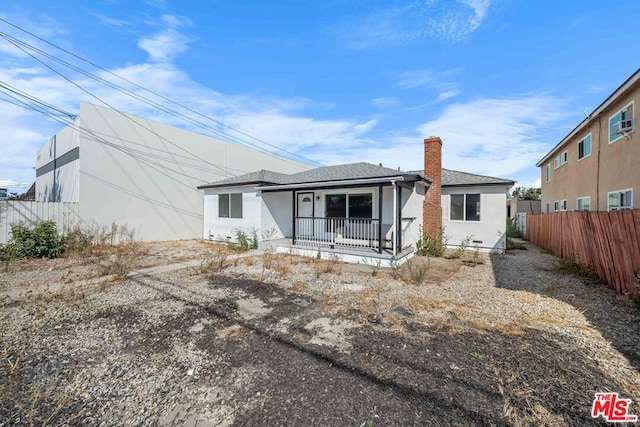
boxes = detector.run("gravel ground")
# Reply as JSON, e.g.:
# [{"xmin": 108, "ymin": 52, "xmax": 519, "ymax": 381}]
[{"xmin": 1, "ymin": 240, "xmax": 639, "ymax": 426}]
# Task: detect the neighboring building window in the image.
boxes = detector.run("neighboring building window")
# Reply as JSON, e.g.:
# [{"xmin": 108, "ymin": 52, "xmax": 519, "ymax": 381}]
[
  {"xmin": 546, "ymin": 164, "xmax": 551, "ymax": 182},
  {"xmin": 219, "ymin": 193, "xmax": 243, "ymax": 218},
  {"xmin": 560, "ymin": 199, "xmax": 567, "ymax": 211},
  {"xmin": 553, "ymin": 201, "xmax": 559, "ymax": 211},
  {"xmin": 577, "ymin": 134, "xmax": 592, "ymax": 160},
  {"xmin": 560, "ymin": 151, "xmax": 568, "ymax": 165},
  {"xmin": 554, "ymin": 156, "xmax": 560, "ymax": 169},
  {"xmin": 577, "ymin": 196, "xmax": 591, "ymax": 211},
  {"xmin": 546, "ymin": 202, "xmax": 550, "ymax": 213},
  {"xmin": 609, "ymin": 101, "xmax": 634, "ymax": 143},
  {"xmin": 450, "ymin": 194, "xmax": 481, "ymax": 221},
  {"xmin": 608, "ymin": 189, "xmax": 633, "ymax": 210}
]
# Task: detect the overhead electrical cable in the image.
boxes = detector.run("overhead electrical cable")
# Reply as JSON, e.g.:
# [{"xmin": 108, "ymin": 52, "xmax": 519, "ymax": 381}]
[{"xmin": 0, "ymin": 17, "xmax": 324, "ymax": 168}]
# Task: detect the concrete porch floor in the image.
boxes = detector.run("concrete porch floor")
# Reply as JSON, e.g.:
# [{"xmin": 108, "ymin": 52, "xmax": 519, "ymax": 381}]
[{"xmin": 265, "ymin": 238, "xmax": 415, "ymax": 267}]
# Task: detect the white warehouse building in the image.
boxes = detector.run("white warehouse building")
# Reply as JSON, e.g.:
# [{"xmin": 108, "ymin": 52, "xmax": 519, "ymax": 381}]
[{"xmin": 35, "ymin": 102, "xmax": 312, "ymax": 241}]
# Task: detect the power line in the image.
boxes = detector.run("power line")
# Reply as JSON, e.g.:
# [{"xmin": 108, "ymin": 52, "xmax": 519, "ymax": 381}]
[
  {"xmin": 0, "ymin": 91, "xmax": 235, "ymax": 186},
  {"xmin": 0, "ymin": 17, "xmax": 324, "ymax": 167},
  {"xmin": 1, "ymin": 33, "xmax": 237, "ymax": 179}
]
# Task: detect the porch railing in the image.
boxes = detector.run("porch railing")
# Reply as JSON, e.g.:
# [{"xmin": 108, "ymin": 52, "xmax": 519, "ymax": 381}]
[{"xmin": 293, "ymin": 217, "xmax": 386, "ymax": 252}]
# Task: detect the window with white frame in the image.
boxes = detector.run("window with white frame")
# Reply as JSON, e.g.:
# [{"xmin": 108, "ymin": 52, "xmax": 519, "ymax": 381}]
[
  {"xmin": 450, "ymin": 194, "xmax": 480, "ymax": 221},
  {"xmin": 560, "ymin": 151, "xmax": 568, "ymax": 165},
  {"xmin": 546, "ymin": 164, "xmax": 551, "ymax": 182},
  {"xmin": 608, "ymin": 189, "xmax": 633, "ymax": 210},
  {"xmin": 218, "ymin": 193, "xmax": 243, "ymax": 218},
  {"xmin": 577, "ymin": 196, "xmax": 591, "ymax": 211},
  {"xmin": 553, "ymin": 200, "xmax": 559, "ymax": 211},
  {"xmin": 577, "ymin": 134, "xmax": 592, "ymax": 160},
  {"xmin": 560, "ymin": 199, "xmax": 567, "ymax": 211},
  {"xmin": 609, "ymin": 101, "xmax": 634, "ymax": 143},
  {"xmin": 554, "ymin": 156, "xmax": 560, "ymax": 169}
]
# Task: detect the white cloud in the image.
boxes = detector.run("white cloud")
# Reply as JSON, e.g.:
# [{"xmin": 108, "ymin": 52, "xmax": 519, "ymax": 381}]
[
  {"xmin": 436, "ymin": 90, "xmax": 461, "ymax": 102},
  {"xmin": 138, "ymin": 28, "xmax": 190, "ymax": 62},
  {"xmin": 137, "ymin": 15, "xmax": 193, "ymax": 62},
  {"xmin": 338, "ymin": 0, "xmax": 495, "ymax": 49},
  {"xmin": 371, "ymin": 97, "xmax": 399, "ymax": 108},
  {"xmin": 90, "ymin": 12, "xmax": 130, "ymax": 27},
  {"xmin": 0, "ymin": 179, "xmax": 30, "ymax": 188}
]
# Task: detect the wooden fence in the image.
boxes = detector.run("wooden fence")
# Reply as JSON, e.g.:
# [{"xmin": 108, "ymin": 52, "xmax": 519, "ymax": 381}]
[
  {"xmin": 526, "ymin": 210, "xmax": 640, "ymax": 300},
  {"xmin": 0, "ymin": 201, "xmax": 80, "ymax": 244}
]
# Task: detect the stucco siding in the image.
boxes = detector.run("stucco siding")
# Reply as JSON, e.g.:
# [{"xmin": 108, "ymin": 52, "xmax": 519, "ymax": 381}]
[
  {"xmin": 442, "ymin": 185, "xmax": 508, "ymax": 252},
  {"xmin": 203, "ymin": 187, "xmax": 262, "ymax": 241},
  {"xmin": 540, "ymin": 81, "xmax": 639, "ymax": 211},
  {"xmin": 261, "ymin": 191, "xmax": 293, "ymax": 239}
]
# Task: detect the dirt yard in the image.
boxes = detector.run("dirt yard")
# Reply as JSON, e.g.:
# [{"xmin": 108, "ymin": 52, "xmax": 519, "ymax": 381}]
[{"xmin": 1, "ymin": 240, "xmax": 639, "ymax": 426}]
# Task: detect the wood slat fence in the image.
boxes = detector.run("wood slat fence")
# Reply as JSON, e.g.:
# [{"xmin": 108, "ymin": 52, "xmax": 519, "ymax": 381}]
[{"xmin": 526, "ymin": 210, "xmax": 640, "ymax": 300}]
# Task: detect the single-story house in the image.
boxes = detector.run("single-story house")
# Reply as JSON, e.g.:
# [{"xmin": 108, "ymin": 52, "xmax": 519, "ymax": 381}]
[{"xmin": 198, "ymin": 137, "xmax": 514, "ymax": 265}]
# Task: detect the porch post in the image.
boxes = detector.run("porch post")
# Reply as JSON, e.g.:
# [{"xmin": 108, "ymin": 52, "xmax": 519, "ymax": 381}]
[
  {"xmin": 378, "ymin": 185, "xmax": 383, "ymax": 254},
  {"xmin": 392, "ymin": 182, "xmax": 397, "ymax": 256},
  {"xmin": 396, "ymin": 185, "xmax": 402, "ymax": 251},
  {"xmin": 292, "ymin": 191, "xmax": 296, "ymax": 245}
]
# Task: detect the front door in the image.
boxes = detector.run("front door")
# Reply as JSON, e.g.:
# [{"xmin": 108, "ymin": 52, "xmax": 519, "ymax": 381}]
[{"xmin": 296, "ymin": 192, "xmax": 314, "ymax": 237}]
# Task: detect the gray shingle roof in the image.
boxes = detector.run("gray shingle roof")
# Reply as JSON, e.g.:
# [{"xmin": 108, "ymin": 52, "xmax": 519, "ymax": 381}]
[
  {"xmin": 284, "ymin": 162, "xmax": 407, "ymax": 184},
  {"xmin": 196, "ymin": 170, "xmax": 289, "ymax": 189},
  {"xmin": 198, "ymin": 163, "xmax": 510, "ymax": 190},
  {"xmin": 199, "ymin": 162, "xmax": 420, "ymax": 189},
  {"xmin": 407, "ymin": 168, "xmax": 514, "ymax": 187}
]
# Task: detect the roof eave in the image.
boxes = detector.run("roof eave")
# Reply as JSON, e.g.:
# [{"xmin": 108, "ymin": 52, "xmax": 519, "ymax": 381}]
[
  {"xmin": 443, "ymin": 181, "xmax": 515, "ymax": 188},
  {"xmin": 255, "ymin": 175, "xmax": 409, "ymax": 191},
  {"xmin": 197, "ymin": 180, "xmax": 279, "ymax": 190}
]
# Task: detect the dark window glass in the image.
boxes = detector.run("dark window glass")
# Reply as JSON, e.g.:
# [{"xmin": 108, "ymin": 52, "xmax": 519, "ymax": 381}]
[
  {"xmin": 348, "ymin": 194, "xmax": 372, "ymax": 218},
  {"xmin": 230, "ymin": 193, "xmax": 243, "ymax": 218},
  {"xmin": 219, "ymin": 194, "xmax": 230, "ymax": 218},
  {"xmin": 450, "ymin": 195, "xmax": 464, "ymax": 220},
  {"xmin": 466, "ymin": 194, "xmax": 480, "ymax": 221},
  {"xmin": 326, "ymin": 194, "xmax": 347, "ymax": 218}
]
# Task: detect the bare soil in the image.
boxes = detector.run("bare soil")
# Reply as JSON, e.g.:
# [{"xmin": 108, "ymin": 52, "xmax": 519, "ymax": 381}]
[{"xmin": 1, "ymin": 240, "xmax": 639, "ymax": 426}]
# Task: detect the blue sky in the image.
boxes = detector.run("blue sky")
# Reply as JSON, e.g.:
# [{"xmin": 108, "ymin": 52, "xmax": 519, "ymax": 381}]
[{"xmin": 1, "ymin": 0, "xmax": 639, "ymax": 192}]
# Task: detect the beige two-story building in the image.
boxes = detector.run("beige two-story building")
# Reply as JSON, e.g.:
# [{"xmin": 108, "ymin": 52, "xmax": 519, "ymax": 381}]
[{"xmin": 537, "ymin": 68, "xmax": 639, "ymax": 212}]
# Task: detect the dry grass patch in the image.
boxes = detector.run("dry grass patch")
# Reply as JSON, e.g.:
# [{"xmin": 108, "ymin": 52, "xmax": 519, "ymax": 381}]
[{"xmin": 216, "ymin": 325, "xmax": 251, "ymax": 339}]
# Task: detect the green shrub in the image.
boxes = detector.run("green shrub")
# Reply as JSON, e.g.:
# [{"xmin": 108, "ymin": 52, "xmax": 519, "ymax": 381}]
[
  {"xmin": 6, "ymin": 221, "xmax": 65, "ymax": 259},
  {"xmin": 416, "ymin": 226, "xmax": 447, "ymax": 257}
]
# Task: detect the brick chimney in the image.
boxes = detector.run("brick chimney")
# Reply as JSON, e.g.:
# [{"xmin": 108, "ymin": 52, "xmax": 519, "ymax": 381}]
[{"xmin": 423, "ymin": 136, "xmax": 442, "ymax": 242}]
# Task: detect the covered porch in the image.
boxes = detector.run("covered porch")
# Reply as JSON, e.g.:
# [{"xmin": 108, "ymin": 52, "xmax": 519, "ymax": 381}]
[{"xmin": 260, "ymin": 177, "xmax": 426, "ymax": 262}]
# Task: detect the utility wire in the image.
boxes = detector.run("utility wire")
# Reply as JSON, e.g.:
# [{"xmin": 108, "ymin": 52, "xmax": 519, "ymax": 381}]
[
  {"xmin": 0, "ymin": 91, "xmax": 234, "ymax": 186},
  {"xmin": 0, "ymin": 81, "xmax": 249, "ymax": 177},
  {"xmin": 1, "ymin": 33, "xmax": 236, "ymax": 179},
  {"xmin": 0, "ymin": 17, "xmax": 324, "ymax": 167}
]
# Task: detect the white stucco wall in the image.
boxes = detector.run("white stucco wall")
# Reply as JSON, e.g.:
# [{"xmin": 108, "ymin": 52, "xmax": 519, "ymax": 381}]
[
  {"xmin": 402, "ymin": 184, "xmax": 426, "ymax": 247},
  {"xmin": 35, "ymin": 123, "xmax": 80, "ymax": 203},
  {"xmin": 203, "ymin": 187, "xmax": 262, "ymax": 241},
  {"xmin": 441, "ymin": 185, "xmax": 509, "ymax": 252},
  {"xmin": 261, "ymin": 191, "xmax": 293, "ymax": 239},
  {"xmin": 37, "ymin": 102, "xmax": 311, "ymax": 241}
]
